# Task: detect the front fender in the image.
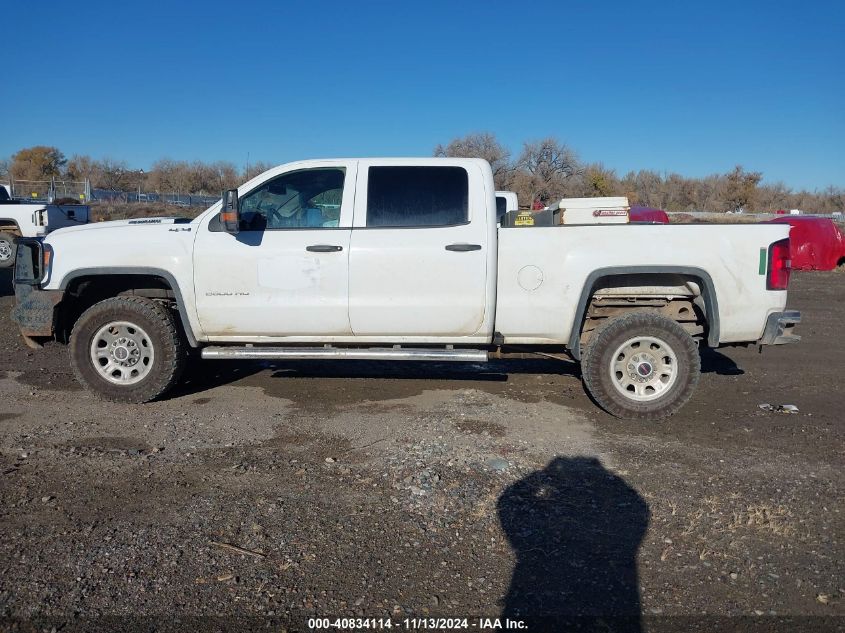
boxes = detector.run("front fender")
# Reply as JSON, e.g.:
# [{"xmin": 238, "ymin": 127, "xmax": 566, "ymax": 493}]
[{"xmin": 57, "ymin": 267, "xmax": 200, "ymax": 347}]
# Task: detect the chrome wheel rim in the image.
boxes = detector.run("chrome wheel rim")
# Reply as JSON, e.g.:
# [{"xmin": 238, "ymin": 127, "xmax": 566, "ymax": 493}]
[
  {"xmin": 89, "ymin": 321, "xmax": 155, "ymax": 385},
  {"xmin": 609, "ymin": 336, "xmax": 678, "ymax": 402},
  {"xmin": 0, "ymin": 239, "xmax": 11, "ymax": 262}
]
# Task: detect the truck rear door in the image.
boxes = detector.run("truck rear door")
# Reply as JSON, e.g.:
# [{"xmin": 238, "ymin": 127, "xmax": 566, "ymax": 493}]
[{"xmin": 348, "ymin": 160, "xmax": 493, "ymax": 339}]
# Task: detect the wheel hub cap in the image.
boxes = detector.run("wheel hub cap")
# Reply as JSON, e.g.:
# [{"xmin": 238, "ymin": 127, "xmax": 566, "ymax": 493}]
[
  {"xmin": 610, "ymin": 336, "xmax": 679, "ymax": 402},
  {"xmin": 0, "ymin": 241, "xmax": 11, "ymax": 261},
  {"xmin": 90, "ymin": 321, "xmax": 154, "ymax": 385},
  {"xmin": 110, "ymin": 337, "xmax": 140, "ymax": 366}
]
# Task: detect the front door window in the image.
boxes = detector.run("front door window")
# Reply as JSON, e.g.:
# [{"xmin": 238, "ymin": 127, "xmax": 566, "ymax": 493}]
[{"xmin": 239, "ymin": 168, "xmax": 345, "ymax": 230}]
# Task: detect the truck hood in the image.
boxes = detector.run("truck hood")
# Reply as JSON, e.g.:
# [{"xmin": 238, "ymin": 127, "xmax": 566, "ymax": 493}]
[{"xmin": 48, "ymin": 217, "xmax": 193, "ymax": 236}]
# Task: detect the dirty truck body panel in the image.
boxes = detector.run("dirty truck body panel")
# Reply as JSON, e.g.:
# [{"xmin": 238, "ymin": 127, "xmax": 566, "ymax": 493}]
[
  {"xmin": 25, "ymin": 158, "xmax": 791, "ymax": 347},
  {"xmin": 11, "ymin": 157, "xmax": 799, "ymax": 417},
  {"xmin": 495, "ymin": 223, "xmax": 789, "ymax": 345}
]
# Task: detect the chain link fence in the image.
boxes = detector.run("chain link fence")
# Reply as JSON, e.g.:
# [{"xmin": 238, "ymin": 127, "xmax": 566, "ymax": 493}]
[
  {"xmin": 89, "ymin": 189, "xmax": 220, "ymax": 208},
  {"xmin": 6, "ymin": 179, "xmax": 220, "ymax": 208},
  {"xmin": 9, "ymin": 179, "xmax": 88, "ymax": 202}
]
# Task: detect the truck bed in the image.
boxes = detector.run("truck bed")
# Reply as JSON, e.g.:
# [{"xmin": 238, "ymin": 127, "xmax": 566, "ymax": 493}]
[{"xmin": 495, "ymin": 223, "xmax": 790, "ymax": 345}]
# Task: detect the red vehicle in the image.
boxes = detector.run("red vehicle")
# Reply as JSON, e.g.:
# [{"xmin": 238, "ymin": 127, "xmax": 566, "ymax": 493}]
[
  {"xmin": 766, "ymin": 216, "xmax": 845, "ymax": 271},
  {"xmin": 629, "ymin": 206, "xmax": 670, "ymax": 224}
]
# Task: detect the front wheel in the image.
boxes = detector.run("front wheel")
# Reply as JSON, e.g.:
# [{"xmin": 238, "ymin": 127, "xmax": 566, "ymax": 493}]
[
  {"xmin": 0, "ymin": 232, "xmax": 17, "ymax": 269},
  {"xmin": 581, "ymin": 311, "xmax": 701, "ymax": 420},
  {"xmin": 70, "ymin": 296, "xmax": 185, "ymax": 403}
]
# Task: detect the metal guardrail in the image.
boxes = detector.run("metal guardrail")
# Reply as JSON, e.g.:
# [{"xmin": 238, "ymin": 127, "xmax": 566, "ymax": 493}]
[{"xmin": 667, "ymin": 211, "xmax": 843, "ymax": 221}]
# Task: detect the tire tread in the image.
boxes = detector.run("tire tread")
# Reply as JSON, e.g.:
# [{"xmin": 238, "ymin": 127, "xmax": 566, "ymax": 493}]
[
  {"xmin": 581, "ymin": 311, "xmax": 701, "ymax": 420},
  {"xmin": 69, "ymin": 296, "xmax": 184, "ymax": 403}
]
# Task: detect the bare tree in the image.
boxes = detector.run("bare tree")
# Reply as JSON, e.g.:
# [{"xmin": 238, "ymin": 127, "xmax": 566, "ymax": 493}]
[
  {"xmin": 244, "ymin": 161, "xmax": 274, "ymax": 181},
  {"xmin": 2, "ymin": 142, "xmax": 841, "ymax": 214},
  {"xmin": 66, "ymin": 155, "xmax": 102, "ymax": 183},
  {"xmin": 723, "ymin": 165, "xmax": 762, "ymax": 212},
  {"xmin": 434, "ymin": 132, "xmax": 513, "ymax": 189},
  {"xmin": 96, "ymin": 158, "xmax": 134, "ymax": 191},
  {"xmin": 514, "ymin": 138, "xmax": 582, "ymax": 204}
]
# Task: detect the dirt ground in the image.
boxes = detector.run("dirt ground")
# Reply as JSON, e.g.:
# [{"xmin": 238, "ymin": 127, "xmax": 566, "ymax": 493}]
[{"xmin": 0, "ymin": 269, "xmax": 842, "ymax": 632}]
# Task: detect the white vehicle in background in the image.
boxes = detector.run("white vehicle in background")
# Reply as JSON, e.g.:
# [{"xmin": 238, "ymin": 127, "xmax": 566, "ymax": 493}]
[
  {"xmin": 11, "ymin": 158, "xmax": 800, "ymax": 419},
  {"xmin": 0, "ymin": 184, "xmax": 90, "ymax": 268},
  {"xmin": 495, "ymin": 190, "xmax": 519, "ymax": 222}
]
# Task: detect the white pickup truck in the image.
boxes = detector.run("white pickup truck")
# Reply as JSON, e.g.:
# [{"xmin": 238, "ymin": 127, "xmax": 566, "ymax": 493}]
[
  {"xmin": 10, "ymin": 158, "xmax": 800, "ymax": 419},
  {"xmin": 0, "ymin": 184, "xmax": 90, "ymax": 268}
]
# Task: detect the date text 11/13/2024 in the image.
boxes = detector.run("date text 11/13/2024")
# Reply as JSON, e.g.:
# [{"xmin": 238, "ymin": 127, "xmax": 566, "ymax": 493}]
[{"xmin": 307, "ymin": 617, "xmax": 527, "ymax": 630}]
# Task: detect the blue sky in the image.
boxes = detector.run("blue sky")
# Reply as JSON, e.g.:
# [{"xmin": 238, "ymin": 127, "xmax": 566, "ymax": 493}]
[{"xmin": 1, "ymin": 0, "xmax": 842, "ymax": 190}]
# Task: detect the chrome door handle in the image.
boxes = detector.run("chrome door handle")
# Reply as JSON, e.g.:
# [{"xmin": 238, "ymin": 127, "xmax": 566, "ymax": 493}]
[
  {"xmin": 306, "ymin": 244, "xmax": 343, "ymax": 252},
  {"xmin": 445, "ymin": 243, "xmax": 482, "ymax": 252}
]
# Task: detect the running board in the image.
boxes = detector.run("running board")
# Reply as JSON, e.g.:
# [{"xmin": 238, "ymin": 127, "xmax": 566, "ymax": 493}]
[{"xmin": 200, "ymin": 346, "xmax": 488, "ymax": 362}]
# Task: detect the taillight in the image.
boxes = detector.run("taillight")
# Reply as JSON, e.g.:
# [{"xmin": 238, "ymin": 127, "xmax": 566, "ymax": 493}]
[{"xmin": 767, "ymin": 238, "xmax": 791, "ymax": 290}]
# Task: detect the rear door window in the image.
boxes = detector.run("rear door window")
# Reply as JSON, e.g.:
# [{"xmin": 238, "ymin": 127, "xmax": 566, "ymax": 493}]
[{"xmin": 366, "ymin": 166, "xmax": 468, "ymax": 227}]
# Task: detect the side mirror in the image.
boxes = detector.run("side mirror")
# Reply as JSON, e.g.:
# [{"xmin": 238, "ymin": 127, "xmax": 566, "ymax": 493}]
[{"xmin": 220, "ymin": 189, "xmax": 240, "ymax": 234}]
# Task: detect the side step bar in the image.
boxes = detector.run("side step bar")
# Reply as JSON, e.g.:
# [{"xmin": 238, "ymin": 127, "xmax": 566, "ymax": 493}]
[{"xmin": 200, "ymin": 346, "xmax": 488, "ymax": 362}]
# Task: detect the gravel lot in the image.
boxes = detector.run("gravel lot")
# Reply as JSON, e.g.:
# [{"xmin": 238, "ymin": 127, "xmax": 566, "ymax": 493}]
[{"xmin": 0, "ymin": 269, "xmax": 842, "ymax": 632}]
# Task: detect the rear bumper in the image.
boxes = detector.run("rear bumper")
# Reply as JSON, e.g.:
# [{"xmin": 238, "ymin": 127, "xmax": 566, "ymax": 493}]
[{"xmin": 758, "ymin": 310, "xmax": 801, "ymax": 345}]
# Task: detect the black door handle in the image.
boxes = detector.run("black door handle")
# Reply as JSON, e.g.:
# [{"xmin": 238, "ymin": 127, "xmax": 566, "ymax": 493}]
[
  {"xmin": 306, "ymin": 244, "xmax": 343, "ymax": 252},
  {"xmin": 445, "ymin": 243, "xmax": 482, "ymax": 252}
]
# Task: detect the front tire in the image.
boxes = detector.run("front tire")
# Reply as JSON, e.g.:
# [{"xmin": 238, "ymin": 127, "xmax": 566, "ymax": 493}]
[
  {"xmin": 70, "ymin": 297, "xmax": 185, "ymax": 403},
  {"xmin": 581, "ymin": 311, "xmax": 700, "ymax": 420},
  {"xmin": 0, "ymin": 232, "xmax": 17, "ymax": 269}
]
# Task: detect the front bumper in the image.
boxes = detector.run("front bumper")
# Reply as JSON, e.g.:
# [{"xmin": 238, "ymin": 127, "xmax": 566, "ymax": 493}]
[
  {"xmin": 11, "ymin": 284, "xmax": 64, "ymax": 344},
  {"xmin": 758, "ymin": 310, "xmax": 801, "ymax": 345}
]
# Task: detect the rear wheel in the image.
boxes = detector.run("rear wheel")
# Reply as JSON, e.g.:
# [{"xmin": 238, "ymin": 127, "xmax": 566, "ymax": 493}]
[
  {"xmin": 0, "ymin": 232, "xmax": 17, "ymax": 269},
  {"xmin": 581, "ymin": 311, "xmax": 700, "ymax": 420},
  {"xmin": 70, "ymin": 296, "xmax": 185, "ymax": 402}
]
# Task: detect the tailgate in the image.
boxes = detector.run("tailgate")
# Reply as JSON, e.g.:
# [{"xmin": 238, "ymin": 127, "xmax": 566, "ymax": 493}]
[{"xmin": 45, "ymin": 205, "xmax": 90, "ymax": 230}]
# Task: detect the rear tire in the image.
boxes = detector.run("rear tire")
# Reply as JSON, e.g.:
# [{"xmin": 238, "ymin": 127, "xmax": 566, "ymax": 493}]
[
  {"xmin": 70, "ymin": 297, "xmax": 185, "ymax": 403},
  {"xmin": 581, "ymin": 311, "xmax": 700, "ymax": 420},
  {"xmin": 0, "ymin": 232, "xmax": 17, "ymax": 268}
]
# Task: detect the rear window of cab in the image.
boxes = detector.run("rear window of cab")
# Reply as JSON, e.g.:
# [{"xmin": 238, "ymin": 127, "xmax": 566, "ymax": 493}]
[{"xmin": 366, "ymin": 166, "xmax": 468, "ymax": 228}]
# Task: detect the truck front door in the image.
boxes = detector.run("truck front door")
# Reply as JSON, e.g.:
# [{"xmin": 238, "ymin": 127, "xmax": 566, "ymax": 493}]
[{"xmin": 194, "ymin": 163, "xmax": 355, "ymax": 338}]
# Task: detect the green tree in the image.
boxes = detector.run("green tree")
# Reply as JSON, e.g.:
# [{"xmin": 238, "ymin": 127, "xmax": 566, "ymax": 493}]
[{"xmin": 582, "ymin": 163, "xmax": 618, "ymax": 197}]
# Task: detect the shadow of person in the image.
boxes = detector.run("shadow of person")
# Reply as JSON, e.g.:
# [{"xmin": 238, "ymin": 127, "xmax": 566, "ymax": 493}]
[{"xmin": 498, "ymin": 456, "xmax": 649, "ymax": 632}]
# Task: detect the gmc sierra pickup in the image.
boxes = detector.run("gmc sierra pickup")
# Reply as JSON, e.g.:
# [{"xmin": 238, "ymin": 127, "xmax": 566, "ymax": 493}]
[{"xmin": 10, "ymin": 158, "xmax": 800, "ymax": 419}]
